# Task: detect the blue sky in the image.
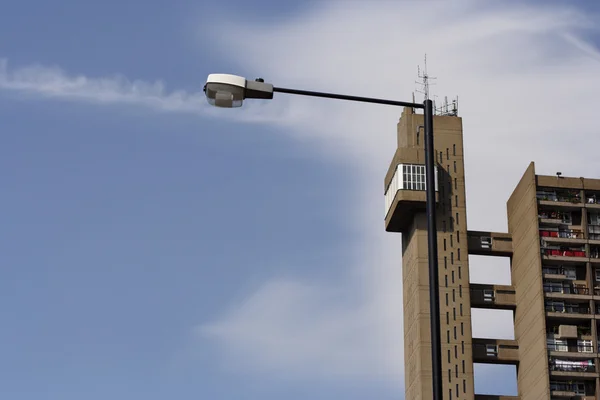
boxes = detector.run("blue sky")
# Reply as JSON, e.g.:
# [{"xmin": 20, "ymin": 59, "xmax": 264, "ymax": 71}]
[{"xmin": 1, "ymin": 1, "xmax": 599, "ymax": 399}]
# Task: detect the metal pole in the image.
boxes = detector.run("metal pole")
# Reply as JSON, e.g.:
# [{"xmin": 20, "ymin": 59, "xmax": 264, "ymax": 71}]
[
  {"xmin": 424, "ymin": 99, "xmax": 443, "ymax": 400},
  {"xmin": 273, "ymin": 87, "xmax": 423, "ymax": 109}
]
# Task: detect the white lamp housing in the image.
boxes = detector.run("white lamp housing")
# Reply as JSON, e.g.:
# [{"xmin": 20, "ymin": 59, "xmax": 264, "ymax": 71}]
[{"xmin": 204, "ymin": 74, "xmax": 274, "ymax": 108}]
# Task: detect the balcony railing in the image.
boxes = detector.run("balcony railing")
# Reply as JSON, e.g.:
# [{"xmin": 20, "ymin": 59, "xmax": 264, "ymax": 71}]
[
  {"xmin": 546, "ymin": 304, "xmax": 591, "ymax": 314},
  {"xmin": 550, "ymin": 359, "xmax": 595, "ymax": 372},
  {"xmin": 543, "ymin": 248, "xmax": 587, "ymax": 258},
  {"xmin": 550, "ymin": 380, "xmax": 590, "ymax": 396},
  {"xmin": 540, "ymin": 229, "xmax": 584, "ymax": 239},
  {"xmin": 544, "ymin": 284, "xmax": 589, "ymax": 295},
  {"xmin": 538, "ymin": 189, "xmax": 582, "ymax": 203},
  {"xmin": 539, "ymin": 210, "xmax": 573, "ymax": 223}
]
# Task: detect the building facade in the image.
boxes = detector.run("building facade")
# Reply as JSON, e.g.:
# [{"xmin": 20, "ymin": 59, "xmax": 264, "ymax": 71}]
[{"xmin": 385, "ymin": 106, "xmax": 600, "ymax": 399}]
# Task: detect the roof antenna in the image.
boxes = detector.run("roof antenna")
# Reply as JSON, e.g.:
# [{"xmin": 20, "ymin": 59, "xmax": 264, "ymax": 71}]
[{"xmin": 416, "ymin": 54, "xmax": 436, "ymax": 102}]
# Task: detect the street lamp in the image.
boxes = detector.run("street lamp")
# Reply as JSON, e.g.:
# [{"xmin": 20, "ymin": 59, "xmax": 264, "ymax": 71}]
[{"xmin": 203, "ymin": 73, "xmax": 443, "ymax": 400}]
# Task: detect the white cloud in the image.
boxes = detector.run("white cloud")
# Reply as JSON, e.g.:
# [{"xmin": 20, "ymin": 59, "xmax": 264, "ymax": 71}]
[{"xmin": 197, "ymin": 0, "xmax": 600, "ymax": 393}]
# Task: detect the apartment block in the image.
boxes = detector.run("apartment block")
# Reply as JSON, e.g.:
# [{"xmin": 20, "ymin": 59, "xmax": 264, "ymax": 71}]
[{"xmin": 385, "ymin": 106, "xmax": 600, "ymax": 399}]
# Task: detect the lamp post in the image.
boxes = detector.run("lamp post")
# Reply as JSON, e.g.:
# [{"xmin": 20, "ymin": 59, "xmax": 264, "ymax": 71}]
[{"xmin": 203, "ymin": 74, "xmax": 443, "ymax": 400}]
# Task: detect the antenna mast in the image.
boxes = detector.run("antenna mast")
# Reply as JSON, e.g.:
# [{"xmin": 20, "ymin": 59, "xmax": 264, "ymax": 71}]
[
  {"xmin": 414, "ymin": 54, "xmax": 459, "ymax": 117},
  {"xmin": 416, "ymin": 54, "xmax": 436, "ymax": 101}
]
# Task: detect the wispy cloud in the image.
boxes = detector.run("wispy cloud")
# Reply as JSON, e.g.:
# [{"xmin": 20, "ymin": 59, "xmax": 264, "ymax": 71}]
[
  {"xmin": 0, "ymin": 58, "xmax": 296, "ymax": 125},
  {"xmin": 0, "ymin": 59, "xmax": 209, "ymax": 113}
]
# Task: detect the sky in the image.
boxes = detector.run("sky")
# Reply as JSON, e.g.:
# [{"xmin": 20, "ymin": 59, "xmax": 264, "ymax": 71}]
[{"xmin": 1, "ymin": 0, "xmax": 599, "ymax": 399}]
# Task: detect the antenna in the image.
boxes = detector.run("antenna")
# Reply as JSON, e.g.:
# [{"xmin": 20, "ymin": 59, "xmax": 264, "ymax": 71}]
[{"xmin": 415, "ymin": 54, "xmax": 437, "ymax": 101}]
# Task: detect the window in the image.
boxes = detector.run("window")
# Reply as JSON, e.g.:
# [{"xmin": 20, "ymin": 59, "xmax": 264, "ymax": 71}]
[
  {"xmin": 455, "ymin": 365, "xmax": 458, "ymax": 378},
  {"xmin": 457, "ymin": 248, "xmax": 461, "ymax": 260},
  {"xmin": 481, "ymin": 236, "xmax": 492, "ymax": 249},
  {"xmin": 547, "ymin": 336, "xmax": 568, "ymax": 351},
  {"xmin": 461, "ymin": 342, "xmax": 465, "ymax": 355},
  {"xmin": 456, "ymin": 213, "xmax": 459, "ymax": 225},
  {"xmin": 449, "ymin": 389, "xmax": 452, "ymax": 400},
  {"xmin": 448, "ymin": 350, "xmax": 451, "ymax": 363},
  {"xmin": 451, "ymin": 252, "xmax": 454, "ymax": 264},
  {"xmin": 446, "ymin": 312, "xmax": 449, "ymax": 325},
  {"xmin": 402, "ymin": 164, "xmax": 426, "ymax": 191},
  {"xmin": 462, "ymin": 359, "xmax": 465, "ymax": 371},
  {"xmin": 456, "ymin": 231, "xmax": 460, "ymax": 243},
  {"xmin": 452, "ymin": 271, "xmax": 455, "ymax": 284},
  {"xmin": 460, "ymin": 303, "xmax": 463, "ymax": 316},
  {"xmin": 542, "ymin": 265, "xmax": 560, "ymax": 275},
  {"xmin": 447, "ymin": 330, "xmax": 450, "ymax": 343},
  {"xmin": 444, "ymin": 239, "xmax": 447, "ymax": 251},
  {"xmin": 461, "ymin": 323, "xmax": 464, "ymax": 336},
  {"xmin": 444, "ymin": 257, "xmax": 447, "ymax": 269},
  {"xmin": 563, "ymin": 266, "xmax": 576, "ymax": 280},
  {"xmin": 453, "ymin": 144, "xmax": 456, "ymax": 156},
  {"xmin": 453, "ymin": 289, "xmax": 456, "ymax": 302},
  {"xmin": 546, "ymin": 300, "xmax": 565, "ymax": 312},
  {"xmin": 578, "ymin": 339, "xmax": 593, "ymax": 353},
  {"xmin": 458, "ymin": 266, "xmax": 462, "ymax": 279},
  {"xmin": 455, "ymin": 195, "xmax": 458, "ymax": 207},
  {"xmin": 454, "ymin": 326, "xmax": 457, "ymax": 340},
  {"xmin": 454, "ymin": 345, "xmax": 458, "ymax": 358},
  {"xmin": 446, "ymin": 293, "xmax": 449, "ymax": 306},
  {"xmin": 595, "ymin": 268, "xmax": 600, "ymax": 281},
  {"xmin": 445, "ymin": 275, "xmax": 448, "ymax": 287},
  {"xmin": 483, "ymin": 289, "xmax": 494, "ymax": 302},
  {"xmin": 459, "ymin": 285, "xmax": 462, "ymax": 298},
  {"xmin": 486, "ymin": 344, "xmax": 498, "ymax": 356},
  {"xmin": 463, "ymin": 380, "xmax": 466, "ymax": 394},
  {"xmin": 453, "ymin": 161, "xmax": 457, "ymax": 173},
  {"xmin": 440, "ymin": 151, "xmax": 443, "ymax": 162},
  {"xmin": 450, "ymin": 234, "xmax": 453, "ymax": 247},
  {"xmin": 543, "ymin": 282, "xmax": 565, "ymax": 293},
  {"xmin": 454, "ymin": 177, "xmax": 457, "ymax": 190},
  {"xmin": 448, "ymin": 369, "xmax": 451, "ymax": 383},
  {"xmin": 447, "ymin": 148, "xmax": 450, "ymax": 159},
  {"xmin": 456, "ymin": 384, "xmax": 459, "ymax": 397}
]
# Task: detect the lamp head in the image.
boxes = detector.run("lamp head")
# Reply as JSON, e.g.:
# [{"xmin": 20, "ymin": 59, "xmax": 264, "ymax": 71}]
[
  {"xmin": 204, "ymin": 74, "xmax": 246, "ymax": 108},
  {"xmin": 204, "ymin": 74, "xmax": 274, "ymax": 108}
]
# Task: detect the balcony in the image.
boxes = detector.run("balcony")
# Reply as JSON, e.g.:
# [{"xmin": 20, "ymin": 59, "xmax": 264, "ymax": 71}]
[
  {"xmin": 542, "ymin": 245, "xmax": 587, "ymax": 262},
  {"xmin": 540, "ymin": 228, "xmax": 586, "ymax": 246},
  {"xmin": 549, "ymin": 358, "xmax": 597, "ymax": 378},
  {"xmin": 546, "ymin": 301, "xmax": 592, "ymax": 320},
  {"xmin": 544, "ymin": 282, "xmax": 590, "ymax": 299},
  {"xmin": 538, "ymin": 188, "xmax": 582, "ymax": 205},
  {"xmin": 542, "ymin": 264, "xmax": 585, "ymax": 281},
  {"xmin": 384, "ymin": 163, "xmax": 439, "ymax": 233},
  {"xmin": 472, "ymin": 338, "xmax": 519, "ymax": 365},
  {"xmin": 467, "ymin": 231, "xmax": 513, "ymax": 257},
  {"xmin": 585, "ymin": 191, "xmax": 600, "ymax": 209},
  {"xmin": 470, "ymin": 284, "xmax": 516, "ymax": 310},
  {"xmin": 539, "ymin": 209, "xmax": 577, "ymax": 224},
  {"xmin": 550, "ymin": 380, "xmax": 595, "ymax": 398},
  {"xmin": 547, "ymin": 334, "xmax": 594, "ymax": 358}
]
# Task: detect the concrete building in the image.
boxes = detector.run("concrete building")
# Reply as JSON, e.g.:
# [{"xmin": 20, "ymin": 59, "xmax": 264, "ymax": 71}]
[{"xmin": 385, "ymin": 106, "xmax": 600, "ymax": 399}]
